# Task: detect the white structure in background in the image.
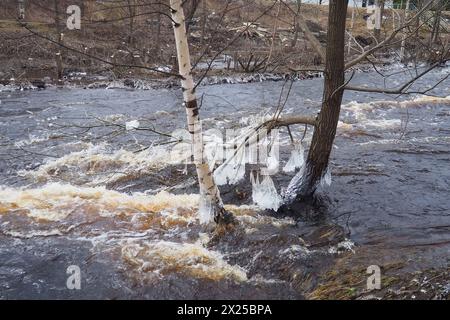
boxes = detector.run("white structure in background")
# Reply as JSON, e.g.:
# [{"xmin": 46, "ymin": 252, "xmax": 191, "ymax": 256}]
[
  {"xmin": 18, "ymin": 0, "xmax": 25, "ymax": 20},
  {"xmin": 367, "ymin": 3, "xmax": 382, "ymax": 30}
]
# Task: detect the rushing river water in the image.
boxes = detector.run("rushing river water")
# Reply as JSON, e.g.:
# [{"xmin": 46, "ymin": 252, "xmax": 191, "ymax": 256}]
[{"xmin": 0, "ymin": 65, "xmax": 449, "ymax": 299}]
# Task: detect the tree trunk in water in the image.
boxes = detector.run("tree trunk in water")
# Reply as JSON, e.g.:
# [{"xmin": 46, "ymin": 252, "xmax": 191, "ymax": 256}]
[
  {"xmin": 169, "ymin": 0, "xmax": 233, "ymax": 226},
  {"xmin": 282, "ymin": 0, "xmax": 348, "ymax": 206}
]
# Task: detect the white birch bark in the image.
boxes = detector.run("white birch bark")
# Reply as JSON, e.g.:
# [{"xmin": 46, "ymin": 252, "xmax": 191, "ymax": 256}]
[{"xmin": 169, "ymin": 0, "xmax": 230, "ymax": 225}]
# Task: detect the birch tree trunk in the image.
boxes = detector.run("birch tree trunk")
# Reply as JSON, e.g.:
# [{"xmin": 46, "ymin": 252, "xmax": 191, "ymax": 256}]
[
  {"xmin": 282, "ymin": 0, "xmax": 349, "ymax": 206},
  {"xmin": 169, "ymin": 0, "xmax": 233, "ymax": 226}
]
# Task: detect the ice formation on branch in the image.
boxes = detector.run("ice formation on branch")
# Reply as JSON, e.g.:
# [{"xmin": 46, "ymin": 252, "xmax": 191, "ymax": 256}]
[
  {"xmin": 283, "ymin": 142, "xmax": 305, "ymax": 173},
  {"xmin": 250, "ymin": 172, "xmax": 282, "ymax": 210},
  {"xmin": 213, "ymin": 146, "xmax": 246, "ymax": 185}
]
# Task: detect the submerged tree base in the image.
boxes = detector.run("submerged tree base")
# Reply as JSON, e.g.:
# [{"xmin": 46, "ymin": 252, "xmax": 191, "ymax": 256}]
[
  {"xmin": 276, "ymin": 191, "xmax": 331, "ymax": 221},
  {"xmin": 214, "ymin": 207, "xmax": 238, "ymax": 234}
]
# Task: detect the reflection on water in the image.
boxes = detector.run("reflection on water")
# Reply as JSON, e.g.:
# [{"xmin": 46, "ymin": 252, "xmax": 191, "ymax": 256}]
[{"xmin": 0, "ymin": 66, "xmax": 449, "ymax": 299}]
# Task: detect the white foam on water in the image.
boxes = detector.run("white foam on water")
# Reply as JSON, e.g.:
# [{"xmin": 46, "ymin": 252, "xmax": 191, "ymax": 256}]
[
  {"xmin": 0, "ymin": 183, "xmax": 200, "ymax": 223},
  {"xmin": 125, "ymin": 120, "xmax": 140, "ymax": 130},
  {"xmin": 1, "ymin": 229, "xmax": 64, "ymax": 239},
  {"xmin": 14, "ymin": 133, "xmax": 50, "ymax": 148},
  {"xmin": 359, "ymin": 136, "xmax": 450, "ymax": 146},
  {"xmin": 328, "ymin": 239, "xmax": 356, "ymax": 254},
  {"xmin": 363, "ymin": 119, "xmax": 402, "ymax": 128},
  {"xmin": 280, "ymin": 245, "xmax": 313, "ymax": 259},
  {"xmin": 20, "ymin": 143, "xmax": 188, "ymax": 185},
  {"xmin": 340, "ymin": 96, "xmax": 450, "ymax": 131},
  {"xmin": 121, "ymin": 240, "xmax": 248, "ymax": 282}
]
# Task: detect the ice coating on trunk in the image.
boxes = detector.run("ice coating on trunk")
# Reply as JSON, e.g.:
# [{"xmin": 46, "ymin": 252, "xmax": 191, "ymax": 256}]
[{"xmin": 321, "ymin": 166, "xmax": 332, "ymax": 187}]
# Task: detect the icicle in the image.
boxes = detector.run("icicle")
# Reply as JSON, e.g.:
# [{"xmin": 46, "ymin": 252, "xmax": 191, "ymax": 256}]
[
  {"xmin": 213, "ymin": 145, "xmax": 246, "ymax": 185},
  {"xmin": 265, "ymin": 150, "xmax": 279, "ymax": 175},
  {"xmin": 321, "ymin": 166, "xmax": 332, "ymax": 187},
  {"xmin": 251, "ymin": 172, "xmax": 282, "ymax": 211},
  {"xmin": 204, "ymin": 130, "xmax": 223, "ymax": 171},
  {"xmin": 261, "ymin": 134, "xmax": 280, "ymax": 176},
  {"xmin": 182, "ymin": 158, "xmax": 188, "ymax": 175},
  {"xmin": 283, "ymin": 142, "xmax": 304, "ymax": 173}
]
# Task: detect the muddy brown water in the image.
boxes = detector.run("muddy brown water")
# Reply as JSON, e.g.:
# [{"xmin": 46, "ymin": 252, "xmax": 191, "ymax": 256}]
[{"xmin": 0, "ymin": 65, "xmax": 449, "ymax": 299}]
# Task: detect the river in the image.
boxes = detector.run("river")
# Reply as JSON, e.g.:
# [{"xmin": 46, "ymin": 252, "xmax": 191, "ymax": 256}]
[{"xmin": 0, "ymin": 64, "xmax": 449, "ymax": 299}]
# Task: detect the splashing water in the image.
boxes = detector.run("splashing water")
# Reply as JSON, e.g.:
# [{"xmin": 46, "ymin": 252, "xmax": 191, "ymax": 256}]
[
  {"xmin": 283, "ymin": 142, "xmax": 305, "ymax": 173},
  {"xmin": 19, "ymin": 143, "xmax": 189, "ymax": 186},
  {"xmin": 121, "ymin": 240, "xmax": 248, "ymax": 282},
  {"xmin": 250, "ymin": 172, "xmax": 282, "ymax": 211},
  {"xmin": 125, "ymin": 120, "xmax": 140, "ymax": 130},
  {"xmin": 0, "ymin": 183, "xmax": 200, "ymax": 223}
]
